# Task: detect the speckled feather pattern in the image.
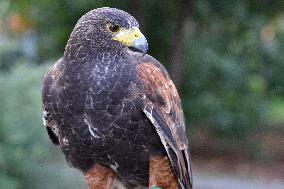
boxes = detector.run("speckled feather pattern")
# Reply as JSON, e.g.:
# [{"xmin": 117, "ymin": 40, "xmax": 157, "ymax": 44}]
[
  {"xmin": 42, "ymin": 52, "xmax": 166, "ymax": 187},
  {"xmin": 42, "ymin": 7, "xmax": 192, "ymax": 189}
]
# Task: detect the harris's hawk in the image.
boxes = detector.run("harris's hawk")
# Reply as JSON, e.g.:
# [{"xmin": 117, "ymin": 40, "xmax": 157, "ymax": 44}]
[{"xmin": 42, "ymin": 7, "xmax": 192, "ymax": 189}]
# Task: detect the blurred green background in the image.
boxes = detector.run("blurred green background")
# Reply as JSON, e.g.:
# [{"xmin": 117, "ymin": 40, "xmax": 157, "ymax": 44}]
[{"xmin": 0, "ymin": 0, "xmax": 283, "ymax": 189}]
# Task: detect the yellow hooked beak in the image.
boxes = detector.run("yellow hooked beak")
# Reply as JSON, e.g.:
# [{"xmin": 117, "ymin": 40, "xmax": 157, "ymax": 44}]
[{"xmin": 113, "ymin": 27, "xmax": 148, "ymax": 54}]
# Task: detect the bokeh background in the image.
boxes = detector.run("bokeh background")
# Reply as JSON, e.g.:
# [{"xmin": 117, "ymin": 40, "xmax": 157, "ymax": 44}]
[{"xmin": 0, "ymin": 0, "xmax": 283, "ymax": 189}]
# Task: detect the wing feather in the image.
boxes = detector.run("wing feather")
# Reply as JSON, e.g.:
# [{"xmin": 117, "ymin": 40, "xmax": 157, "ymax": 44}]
[
  {"xmin": 137, "ymin": 56, "xmax": 192, "ymax": 189},
  {"xmin": 42, "ymin": 58, "xmax": 63, "ymax": 145}
]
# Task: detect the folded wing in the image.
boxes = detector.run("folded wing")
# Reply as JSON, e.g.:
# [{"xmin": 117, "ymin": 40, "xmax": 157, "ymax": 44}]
[{"xmin": 136, "ymin": 56, "xmax": 192, "ymax": 189}]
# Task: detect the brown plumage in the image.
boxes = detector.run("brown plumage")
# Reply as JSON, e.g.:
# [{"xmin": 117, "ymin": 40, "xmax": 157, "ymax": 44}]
[
  {"xmin": 137, "ymin": 59, "xmax": 192, "ymax": 188},
  {"xmin": 149, "ymin": 156, "xmax": 178, "ymax": 189},
  {"xmin": 42, "ymin": 7, "xmax": 192, "ymax": 189},
  {"xmin": 84, "ymin": 164, "xmax": 116, "ymax": 189}
]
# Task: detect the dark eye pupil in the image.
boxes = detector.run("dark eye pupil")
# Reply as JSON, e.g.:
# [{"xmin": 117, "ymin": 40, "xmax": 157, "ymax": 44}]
[{"xmin": 109, "ymin": 25, "xmax": 120, "ymax": 32}]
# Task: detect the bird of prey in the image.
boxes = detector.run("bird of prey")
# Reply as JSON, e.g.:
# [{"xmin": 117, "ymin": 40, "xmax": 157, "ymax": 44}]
[{"xmin": 42, "ymin": 7, "xmax": 192, "ymax": 189}]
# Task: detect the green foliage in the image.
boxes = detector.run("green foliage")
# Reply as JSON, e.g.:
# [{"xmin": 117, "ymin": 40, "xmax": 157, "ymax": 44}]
[
  {"xmin": 0, "ymin": 63, "xmax": 44, "ymax": 188},
  {"xmin": 266, "ymin": 98, "xmax": 284, "ymax": 126}
]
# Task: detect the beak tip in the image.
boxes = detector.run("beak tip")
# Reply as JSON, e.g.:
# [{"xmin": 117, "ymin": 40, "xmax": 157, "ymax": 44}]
[{"xmin": 131, "ymin": 35, "xmax": 148, "ymax": 55}]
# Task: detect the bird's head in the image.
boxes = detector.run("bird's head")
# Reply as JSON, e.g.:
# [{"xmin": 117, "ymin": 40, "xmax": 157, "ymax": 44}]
[{"xmin": 66, "ymin": 7, "xmax": 148, "ymax": 57}]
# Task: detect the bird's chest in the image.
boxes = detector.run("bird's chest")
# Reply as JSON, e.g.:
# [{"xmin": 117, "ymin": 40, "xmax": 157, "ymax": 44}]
[
  {"xmin": 56, "ymin": 59, "xmax": 164, "ymax": 185},
  {"xmin": 82, "ymin": 59, "xmax": 138, "ymax": 123},
  {"xmin": 61, "ymin": 59, "xmax": 148, "ymax": 141},
  {"xmin": 68, "ymin": 60, "xmax": 160, "ymax": 148},
  {"xmin": 60, "ymin": 57, "xmax": 136, "ymax": 116}
]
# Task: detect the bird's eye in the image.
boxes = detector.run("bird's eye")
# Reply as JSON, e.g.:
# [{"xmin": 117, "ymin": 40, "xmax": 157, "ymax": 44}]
[{"xmin": 108, "ymin": 24, "xmax": 120, "ymax": 33}]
